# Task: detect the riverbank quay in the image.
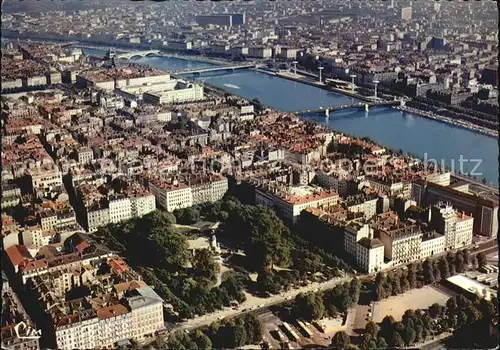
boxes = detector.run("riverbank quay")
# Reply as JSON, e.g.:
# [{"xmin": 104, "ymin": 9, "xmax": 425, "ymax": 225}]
[
  {"xmin": 5, "ymin": 36, "xmax": 231, "ymax": 66},
  {"xmin": 257, "ymin": 69, "xmax": 375, "ymax": 102},
  {"xmin": 395, "ymin": 106, "xmax": 498, "ymax": 138},
  {"xmin": 266, "ymin": 70, "xmax": 499, "ymax": 138}
]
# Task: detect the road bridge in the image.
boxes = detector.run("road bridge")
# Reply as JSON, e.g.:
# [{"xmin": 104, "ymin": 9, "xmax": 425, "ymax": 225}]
[
  {"xmin": 175, "ymin": 63, "xmax": 256, "ymax": 75},
  {"xmin": 293, "ymin": 100, "xmax": 402, "ymax": 116},
  {"xmin": 115, "ymin": 50, "xmax": 160, "ymax": 60}
]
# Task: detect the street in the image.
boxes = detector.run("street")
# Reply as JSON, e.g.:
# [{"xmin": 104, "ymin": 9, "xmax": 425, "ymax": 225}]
[
  {"xmin": 175, "ymin": 275, "xmax": 352, "ymax": 331},
  {"xmin": 174, "ymin": 238, "xmax": 497, "ymax": 332},
  {"xmin": 451, "ymin": 174, "xmax": 499, "ymax": 195}
]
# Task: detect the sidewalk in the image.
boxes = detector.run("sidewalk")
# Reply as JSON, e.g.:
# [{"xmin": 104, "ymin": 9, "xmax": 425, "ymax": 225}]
[{"xmin": 414, "ymin": 332, "xmax": 451, "ymax": 349}]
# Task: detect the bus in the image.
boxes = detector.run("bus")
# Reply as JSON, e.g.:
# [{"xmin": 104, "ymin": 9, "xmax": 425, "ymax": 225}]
[
  {"xmin": 282, "ymin": 322, "xmax": 300, "ymax": 342},
  {"xmin": 296, "ymin": 320, "xmax": 313, "ymax": 338},
  {"xmin": 312, "ymin": 320, "xmax": 325, "ymax": 333},
  {"xmin": 274, "ymin": 328, "xmax": 287, "ymax": 342}
]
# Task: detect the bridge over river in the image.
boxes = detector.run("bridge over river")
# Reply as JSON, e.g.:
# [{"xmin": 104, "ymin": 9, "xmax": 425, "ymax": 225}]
[
  {"xmin": 293, "ymin": 100, "xmax": 403, "ymax": 116},
  {"xmin": 115, "ymin": 50, "xmax": 160, "ymax": 60}
]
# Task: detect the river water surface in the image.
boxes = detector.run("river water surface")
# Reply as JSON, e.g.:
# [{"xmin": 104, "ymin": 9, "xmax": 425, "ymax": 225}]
[{"xmin": 81, "ymin": 47, "xmax": 499, "ymax": 186}]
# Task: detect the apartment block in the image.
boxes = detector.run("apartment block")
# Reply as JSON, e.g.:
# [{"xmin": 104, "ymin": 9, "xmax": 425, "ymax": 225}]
[
  {"xmin": 148, "ymin": 179, "xmax": 193, "ymax": 212},
  {"xmin": 189, "ymin": 174, "xmax": 228, "ymax": 205},
  {"xmin": 109, "ymin": 197, "xmax": 132, "ymax": 224},
  {"xmin": 77, "ymin": 148, "xmax": 94, "ymax": 164},
  {"xmin": 130, "ymin": 194, "xmax": 156, "ymax": 218},
  {"xmin": 314, "ymin": 171, "xmax": 352, "ymax": 197},
  {"xmin": 344, "ymin": 223, "xmax": 384, "ymax": 273},
  {"xmin": 431, "ymin": 202, "xmax": 474, "ymax": 250},
  {"xmin": 344, "ymin": 194, "xmax": 378, "ymax": 219},
  {"xmin": 455, "ymin": 212, "xmax": 474, "ymax": 248},
  {"xmin": 413, "ymin": 179, "xmax": 498, "ymax": 238},
  {"xmin": 420, "ymin": 231, "xmax": 446, "ymax": 259},
  {"xmin": 29, "ymin": 165, "xmax": 63, "ymax": 193},
  {"xmin": 356, "ymin": 237, "xmax": 385, "ymax": 274},
  {"xmin": 255, "ymin": 183, "xmax": 339, "ymax": 223},
  {"xmin": 21, "ymin": 226, "xmax": 56, "ymax": 249},
  {"xmin": 375, "ymin": 217, "xmax": 423, "ymax": 265},
  {"xmin": 86, "ymin": 207, "xmax": 110, "ymax": 233}
]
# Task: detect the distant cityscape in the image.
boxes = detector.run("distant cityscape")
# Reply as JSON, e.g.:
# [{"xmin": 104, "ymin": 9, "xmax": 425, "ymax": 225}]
[{"xmin": 1, "ymin": 1, "xmax": 498, "ymax": 350}]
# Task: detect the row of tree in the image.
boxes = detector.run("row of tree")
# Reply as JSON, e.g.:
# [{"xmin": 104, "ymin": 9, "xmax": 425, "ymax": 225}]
[
  {"xmin": 361, "ymin": 294, "xmax": 498, "ymax": 349},
  {"xmin": 162, "ymin": 329, "xmax": 212, "ymax": 350},
  {"xmin": 293, "ymin": 278, "xmax": 361, "ymax": 321},
  {"xmin": 158, "ymin": 313, "xmax": 264, "ymax": 349},
  {"xmin": 375, "ymin": 249, "xmax": 482, "ymax": 301},
  {"xmin": 207, "ymin": 313, "xmax": 264, "ymax": 348}
]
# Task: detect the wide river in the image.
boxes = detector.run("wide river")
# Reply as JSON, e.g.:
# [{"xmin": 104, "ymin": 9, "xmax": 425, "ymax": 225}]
[{"xmin": 81, "ymin": 47, "xmax": 499, "ymax": 186}]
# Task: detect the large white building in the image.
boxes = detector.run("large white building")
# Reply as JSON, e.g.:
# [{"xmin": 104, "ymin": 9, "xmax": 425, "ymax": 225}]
[
  {"xmin": 76, "ymin": 69, "xmax": 171, "ymax": 91},
  {"xmin": 29, "ymin": 165, "xmax": 63, "ymax": 193},
  {"xmin": 142, "ymin": 81, "xmax": 204, "ymax": 105},
  {"xmin": 356, "ymin": 237, "xmax": 385, "ymax": 274},
  {"xmin": 190, "ymin": 175, "xmax": 229, "ymax": 205},
  {"xmin": 344, "ymin": 223, "xmax": 372, "ymax": 257},
  {"xmin": 420, "ymin": 232, "xmax": 446, "ymax": 259},
  {"xmin": 455, "ymin": 212, "xmax": 474, "ymax": 248},
  {"xmin": 85, "ymin": 192, "xmax": 155, "ymax": 232},
  {"xmin": 149, "ymin": 180, "xmax": 193, "ymax": 212},
  {"xmin": 366, "ymin": 176, "xmax": 410, "ymax": 197},
  {"xmin": 344, "ymin": 223, "xmax": 384, "ymax": 273},
  {"xmin": 126, "ymin": 286, "xmax": 165, "ymax": 342},
  {"xmin": 149, "ymin": 175, "xmax": 228, "ymax": 212},
  {"xmin": 130, "ymin": 194, "xmax": 156, "ymax": 218},
  {"xmin": 431, "ymin": 202, "xmax": 474, "ymax": 250},
  {"xmin": 109, "ymin": 197, "xmax": 132, "ymax": 224},
  {"xmin": 255, "ymin": 184, "xmax": 339, "ymax": 223},
  {"xmin": 314, "ymin": 171, "xmax": 351, "ymax": 197},
  {"xmin": 86, "ymin": 207, "xmax": 110, "ymax": 233},
  {"xmin": 55, "ymin": 285, "xmax": 164, "ymax": 350},
  {"xmin": 21, "ymin": 226, "xmax": 56, "ymax": 249},
  {"xmin": 377, "ymin": 222, "xmax": 423, "ymax": 265}
]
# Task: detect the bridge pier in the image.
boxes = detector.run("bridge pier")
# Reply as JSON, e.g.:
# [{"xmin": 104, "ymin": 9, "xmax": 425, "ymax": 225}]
[{"xmin": 325, "ymin": 109, "xmax": 329, "ymax": 118}]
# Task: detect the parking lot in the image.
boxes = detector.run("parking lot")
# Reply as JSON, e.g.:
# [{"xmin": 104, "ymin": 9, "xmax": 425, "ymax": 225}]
[{"xmin": 257, "ymin": 308, "xmax": 333, "ymax": 349}]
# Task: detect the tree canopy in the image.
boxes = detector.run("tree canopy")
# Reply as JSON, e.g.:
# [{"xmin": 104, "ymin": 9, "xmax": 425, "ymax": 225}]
[{"xmin": 331, "ymin": 331, "xmax": 351, "ymax": 349}]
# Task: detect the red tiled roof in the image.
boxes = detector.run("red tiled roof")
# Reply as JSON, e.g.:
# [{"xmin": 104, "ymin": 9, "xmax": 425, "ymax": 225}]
[
  {"xmin": 20, "ymin": 259, "xmax": 48, "ymax": 272},
  {"xmin": 75, "ymin": 241, "xmax": 90, "ymax": 252},
  {"xmin": 5, "ymin": 245, "xmax": 32, "ymax": 267},
  {"xmin": 97, "ymin": 304, "xmax": 129, "ymax": 320},
  {"xmin": 109, "ymin": 258, "xmax": 129, "ymax": 274}
]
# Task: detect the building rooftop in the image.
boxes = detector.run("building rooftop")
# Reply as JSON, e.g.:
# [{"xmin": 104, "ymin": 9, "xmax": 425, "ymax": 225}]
[{"xmin": 358, "ymin": 237, "xmax": 384, "ymax": 249}]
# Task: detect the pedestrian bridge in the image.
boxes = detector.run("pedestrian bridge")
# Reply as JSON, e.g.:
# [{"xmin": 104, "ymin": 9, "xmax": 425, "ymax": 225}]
[
  {"xmin": 115, "ymin": 50, "xmax": 160, "ymax": 60},
  {"xmin": 293, "ymin": 100, "xmax": 403, "ymax": 116},
  {"xmin": 176, "ymin": 63, "xmax": 256, "ymax": 75}
]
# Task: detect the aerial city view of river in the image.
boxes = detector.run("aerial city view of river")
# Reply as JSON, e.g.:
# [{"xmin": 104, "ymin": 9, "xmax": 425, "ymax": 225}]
[{"xmin": 81, "ymin": 47, "xmax": 499, "ymax": 186}]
